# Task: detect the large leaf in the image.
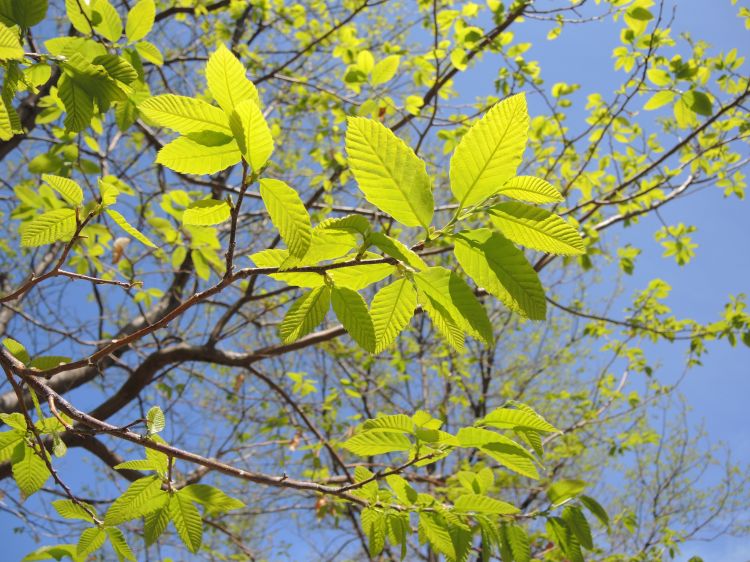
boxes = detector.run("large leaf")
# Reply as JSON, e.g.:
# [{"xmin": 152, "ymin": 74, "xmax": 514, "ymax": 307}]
[
  {"xmin": 342, "ymin": 429, "xmax": 412, "ymax": 456},
  {"xmin": 259, "ymin": 178, "xmax": 311, "ymax": 258},
  {"xmin": 206, "ymin": 44, "xmax": 261, "ymax": 113},
  {"xmin": 497, "ymin": 175, "xmax": 563, "ymax": 204},
  {"xmin": 346, "ymin": 117, "xmax": 433, "ymax": 228},
  {"xmin": 453, "ymin": 229, "xmax": 546, "ymax": 320},
  {"xmin": 489, "ymin": 202, "xmax": 584, "ymax": 255},
  {"xmin": 21, "ymin": 208, "xmax": 77, "ymax": 247},
  {"xmin": 0, "ymin": 0, "xmax": 48, "ymax": 28},
  {"xmin": 414, "ymin": 267, "xmax": 493, "ymax": 344},
  {"xmin": 0, "ymin": 22, "xmax": 23, "ymax": 60},
  {"xmin": 279, "ymin": 286, "xmax": 331, "ymax": 343},
  {"xmin": 11, "ymin": 442, "xmax": 50, "ymax": 498},
  {"xmin": 138, "ymin": 94, "xmax": 231, "ymax": 134},
  {"xmin": 481, "ymin": 407, "xmax": 558, "ymax": 433},
  {"xmin": 42, "ymin": 175, "xmax": 83, "ymax": 206},
  {"xmin": 106, "ymin": 209, "xmax": 156, "ymax": 248},
  {"xmin": 170, "ymin": 491, "xmax": 203, "ymax": 554},
  {"xmin": 450, "ymin": 93, "xmax": 529, "ymax": 208},
  {"xmin": 331, "ymin": 286, "xmax": 375, "ymax": 352},
  {"xmin": 229, "ymin": 99, "xmax": 274, "ymax": 171},
  {"xmin": 104, "ymin": 475, "xmax": 163, "ymax": 525},
  {"xmin": 182, "ymin": 199, "xmax": 231, "ymax": 226},
  {"xmin": 58, "ymin": 75, "xmax": 93, "ymax": 133},
  {"xmin": 156, "ymin": 133, "xmax": 242, "ymax": 175},
  {"xmin": 370, "ymin": 278, "xmax": 417, "ymax": 352},
  {"xmin": 125, "ymin": 0, "xmax": 155, "ymax": 43}
]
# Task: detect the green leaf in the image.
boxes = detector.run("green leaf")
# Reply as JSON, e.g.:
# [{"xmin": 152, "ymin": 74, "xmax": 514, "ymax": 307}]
[
  {"xmin": 361, "ymin": 507, "xmax": 387, "ymax": 557},
  {"xmin": 0, "ymin": 430, "xmax": 23, "ymax": 461},
  {"xmin": 318, "ymin": 214, "xmax": 371, "ymax": 238},
  {"xmin": 90, "ymin": 0, "xmax": 122, "ymax": 42},
  {"xmin": 644, "ymin": 90, "xmax": 676, "ymax": 110},
  {"xmin": 368, "ymin": 231, "xmax": 426, "ymax": 270},
  {"xmin": 182, "ymin": 199, "xmax": 231, "ymax": 226},
  {"xmin": 0, "ymin": 412, "xmax": 26, "ymax": 431},
  {"xmin": 180, "ymin": 484, "xmax": 245, "ymax": 516},
  {"xmin": 28, "ymin": 356, "xmax": 71, "ymax": 371},
  {"xmin": 52, "ymin": 499, "xmax": 96, "ymax": 522},
  {"xmin": 458, "ymin": 427, "xmax": 539, "ymax": 479},
  {"xmin": 170, "ymin": 490, "xmax": 203, "ymax": 554},
  {"xmin": 362, "ymin": 414, "xmax": 414, "ymax": 433},
  {"xmin": 11, "ymin": 442, "xmax": 50, "ymax": 498},
  {"xmin": 683, "ymin": 90, "xmax": 713, "ymax": 116},
  {"xmin": 0, "ymin": 22, "xmax": 23, "ymax": 60},
  {"xmin": 454, "ymin": 494, "xmax": 519, "ymax": 515},
  {"xmin": 21, "ymin": 208, "xmax": 76, "ymax": 247},
  {"xmin": 77, "ymin": 527, "xmax": 105, "ymax": 557},
  {"xmin": 259, "ymin": 179, "xmax": 311, "ymax": 258},
  {"xmin": 279, "ymin": 286, "xmax": 331, "ymax": 343},
  {"xmin": 489, "ymin": 202, "xmax": 584, "ymax": 255},
  {"xmin": 146, "ymin": 406, "xmax": 165, "ymax": 434},
  {"xmin": 58, "ymin": 76, "xmax": 93, "ymax": 133},
  {"xmin": 134, "ymin": 40, "xmax": 162, "ymax": 65},
  {"xmin": 104, "ymin": 475, "xmax": 163, "ymax": 525},
  {"xmin": 3, "ymin": 337, "xmax": 30, "ymax": 364},
  {"xmin": 65, "ymin": 0, "xmax": 93, "ymax": 34},
  {"xmin": 138, "ymin": 94, "xmax": 231, "ymax": 134},
  {"xmin": 386, "ymin": 474, "xmax": 418, "ymax": 505},
  {"xmin": 496, "ymin": 175, "xmax": 563, "ymax": 204},
  {"xmin": 502, "ymin": 523, "xmax": 531, "ymax": 562},
  {"xmin": 370, "ymin": 278, "xmax": 417, "ymax": 352},
  {"xmin": 113, "ymin": 458, "xmax": 159, "ymax": 471},
  {"xmin": 106, "ymin": 528, "xmax": 136, "ymax": 562},
  {"xmin": 156, "ymin": 133, "xmax": 241, "ymax": 175},
  {"xmin": 450, "ymin": 93, "xmax": 529, "ymax": 208},
  {"xmin": 93, "ymin": 54, "xmax": 137, "ymax": 84},
  {"xmin": 547, "ymin": 516, "xmax": 584, "ymax": 562},
  {"xmin": 342, "ymin": 429, "xmax": 412, "ymax": 456},
  {"xmin": 481, "ymin": 407, "xmax": 558, "ymax": 432},
  {"xmin": 418, "ymin": 512, "xmax": 455, "ymax": 561},
  {"xmin": 453, "ymin": 229, "xmax": 546, "ymax": 320},
  {"xmin": 125, "ymin": 0, "xmax": 154, "ymax": 43},
  {"xmin": 41, "ymin": 175, "xmax": 83, "ymax": 206},
  {"xmin": 414, "ymin": 267, "xmax": 493, "ymax": 345},
  {"xmin": 547, "ymin": 479, "xmax": 587, "ymax": 506},
  {"xmin": 563, "ymin": 505, "xmax": 593, "ymax": 550},
  {"xmin": 0, "ymin": 0, "xmax": 48, "ymax": 28},
  {"xmin": 371, "ymin": 55, "xmax": 400, "ymax": 85},
  {"xmin": 206, "ymin": 44, "xmax": 261, "ymax": 113},
  {"xmin": 106, "ymin": 209, "xmax": 156, "ymax": 248},
  {"xmin": 331, "ymin": 286, "xmax": 375, "ymax": 352},
  {"xmin": 419, "ymin": 289, "xmax": 465, "ymax": 351},
  {"xmin": 22, "ymin": 544, "xmax": 83, "ymax": 562},
  {"xmin": 579, "ymin": 494, "xmax": 610, "ymax": 527},
  {"xmin": 144, "ymin": 494, "xmax": 171, "ymax": 546},
  {"xmin": 346, "ymin": 116, "xmax": 434, "ymax": 228},
  {"xmin": 229, "ymin": 99, "xmax": 274, "ymax": 171}
]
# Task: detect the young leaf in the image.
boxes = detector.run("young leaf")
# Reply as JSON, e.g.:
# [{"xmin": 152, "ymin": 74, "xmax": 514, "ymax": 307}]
[
  {"xmin": 180, "ymin": 484, "xmax": 245, "ymax": 516},
  {"xmin": 156, "ymin": 133, "xmax": 242, "ymax": 175},
  {"xmin": 547, "ymin": 479, "xmax": 587, "ymax": 506},
  {"xmin": 342, "ymin": 429, "xmax": 412, "ymax": 456},
  {"xmin": 106, "ymin": 209, "xmax": 156, "ymax": 248},
  {"xmin": 114, "ymin": 458, "xmax": 159, "ymax": 472},
  {"xmin": 418, "ymin": 512, "xmax": 456, "ymax": 561},
  {"xmin": 52, "ymin": 499, "xmax": 96, "ymax": 522},
  {"xmin": 370, "ymin": 278, "xmax": 417, "ymax": 352},
  {"xmin": 497, "ymin": 175, "xmax": 563, "ymax": 204},
  {"xmin": 454, "ymin": 494, "xmax": 519, "ymax": 515},
  {"xmin": 170, "ymin": 491, "xmax": 203, "ymax": 554},
  {"xmin": 125, "ymin": 0, "xmax": 155, "ymax": 43},
  {"xmin": 418, "ymin": 291, "xmax": 465, "ymax": 351},
  {"xmin": 104, "ymin": 475, "xmax": 163, "ymax": 525},
  {"xmin": 361, "ymin": 507, "xmax": 387, "ymax": 557},
  {"xmin": 106, "ymin": 527, "xmax": 136, "ymax": 562},
  {"xmin": 259, "ymin": 179, "xmax": 311, "ymax": 258},
  {"xmin": 206, "ymin": 44, "xmax": 261, "ymax": 113},
  {"xmin": 143, "ymin": 493, "xmax": 171, "ymax": 546},
  {"xmin": 450, "ymin": 93, "xmax": 529, "ymax": 208},
  {"xmin": 138, "ymin": 95, "xmax": 231, "ymax": 134},
  {"xmin": 0, "ymin": 22, "xmax": 24, "ymax": 60},
  {"xmin": 489, "ymin": 202, "xmax": 584, "ymax": 255},
  {"xmin": 331, "ymin": 286, "xmax": 375, "ymax": 352},
  {"xmin": 346, "ymin": 116, "xmax": 434, "ymax": 228},
  {"xmin": 371, "ymin": 55, "xmax": 400, "ymax": 86},
  {"xmin": 0, "ymin": 430, "xmax": 23, "ymax": 461},
  {"xmin": 76, "ymin": 527, "xmax": 106, "ymax": 557},
  {"xmin": 21, "ymin": 208, "xmax": 76, "ymax": 247},
  {"xmin": 579, "ymin": 494, "xmax": 610, "ymax": 527},
  {"xmin": 503, "ymin": 523, "xmax": 531, "ymax": 562},
  {"xmin": 182, "ymin": 199, "xmax": 231, "ymax": 226},
  {"xmin": 42, "ymin": 175, "xmax": 83, "ymax": 206},
  {"xmin": 11, "ymin": 443, "xmax": 50, "ymax": 499},
  {"xmin": 563, "ymin": 506, "xmax": 594, "ymax": 550},
  {"xmin": 58, "ymin": 75, "xmax": 94, "ymax": 133},
  {"xmin": 146, "ymin": 406, "xmax": 165, "ymax": 434},
  {"xmin": 90, "ymin": 0, "xmax": 122, "ymax": 42},
  {"xmin": 414, "ymin": 267, "xmax": 494, "ymax": 345},
  {"xmin": 135, "ymin": 40, "xmax": 162, "ymax": 65},
  {"xmin": 0, "ymin": 0, "xmax": 48, "ymax": 28},
  {"xmin": 481, "ymin": 407, "xmax": 558, "ymax": 432},
  {"xmin": 453, "ymin": 229, "xmax": 546, "ymax": 320},
  {"xmin": 3, "ymin": 337, "xmax": 30, "ymax": 364},
  {"xmin": 279, "ymin": 286, "xmax": 331, "ymax": 343},
  {"xmin": 368, "ymin": 231, "xmax": 426, "ymax": 270},
  {"xmin": 229, "ymin": 99, "xmax": 274, "ymax": 171}
]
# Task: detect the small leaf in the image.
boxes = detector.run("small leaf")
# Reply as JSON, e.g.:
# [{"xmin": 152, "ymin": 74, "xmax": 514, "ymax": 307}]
[
  {"xmin": 146, "ymin": 406, "xmax": 165, "ymax": 434},
  {"xmin": 106, "ymin": 209, "xmax": 156, "ymax": 248},
  {"xmin": 42, "ymin": 175, "xmax": 83, "ymax": 206},
  {"xmin": 279, "ymin": 286, "xmax": 331, "ymax": 343},
  {"xmin": 52, "ymin": 499, "xmax": 96, "ymax": 522},
  {"xmin": 182, "ymin": 199, "xmax": 231, "ymax": 226},
  {"xmin": 579, "ymin": 494, "xmax": 610, "ymax": 527},
  {"xmin": 259, "ymin": 179, "xmax": 311, "ymax": 258},
  {"xmin": 454, "ymin": 494, "xmax": 519, "ymax": 515},
  {"xmin": 206, "ymin": 44, "xmax": 261, "ymax": 113},
  {"xmin": 229, "ymin": 99, "xmax": 274, "ymax": 171},
  {"xmin": 346, "ymin": 116, "xmax": 434, "ymax": 228},
  {"xmin": 180, "ymin": 484, "xmax": 245, "ymax": 516},
  {"xmin": 496, "ymin": 175, "xmax": 563, "ymax": 204},
  {"xmin": 644, "ymin": 90, "xmax": 676, "ymax": 110},
  {"xmin": 3, "ymin": 337, "xmax": 30, "ymax": 364},
  {"xmin": 331, "ymin": 286, "xmax": 375, "ymax": 352},
  {"xmin": 135, "ymin": 40, "xmax": 162, "ymax": 65},
  {"xmin": 371, "ymin": 55, "xmax": 400, "ymax": 85},
  {"xmin": 21, "ymin": 208, "xmax": 76, "ymax": 247},
  {"xmin": 125, "ymin": 0, "xmax": 155, "ymax": 43},
  {"xmin": 481, "ymin": 407, "xmax": 558, "ymax": 432},
  {"xmin": 370, "ymin": 278, "xmax": 417, "ymax": 352},
  {"xmin": 547, "ymin": 479, "xmax": 587, "ymax": 506},
  {"xmin": 563, "ymin": 506, "xmax": 593, "ymax": 550}
]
